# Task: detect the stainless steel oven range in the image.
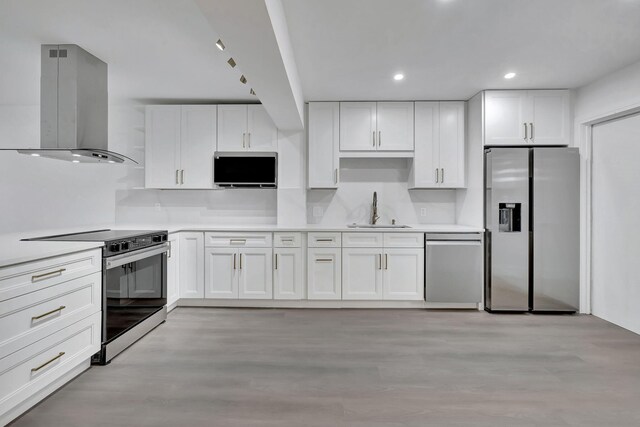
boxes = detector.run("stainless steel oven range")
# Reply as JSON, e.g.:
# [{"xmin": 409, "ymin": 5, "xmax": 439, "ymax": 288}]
[{"xmin": 29, "ymin": 229, "xmax": 169, "ymax": 364}]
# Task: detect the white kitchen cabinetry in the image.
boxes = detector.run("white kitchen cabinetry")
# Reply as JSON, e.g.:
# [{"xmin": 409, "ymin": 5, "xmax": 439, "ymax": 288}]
[
  {"xmin": 341, "ymin": 232, "xmax": 424, "ymax": 301},
  {"xmin": 0, "ymin": 249, "xmax": 101, "ymax": 425},
  {"xmin": 307, "ymin": 248, "xmax": 342, "ymax": 300},
  {"xmin": 179, "ymin": 232, "xmax": 204, "ymax": 299},
  {"xmin": 204, "ymin": 248, "xmax": 237, "ymax": 298},
  {"xmin": 217, "ymin": 104, "xmax": 277, "ymax": 152},
  {"xmin": 339, "ymin": 102, "xmax": 413, "ymax": 152},
  {"xmin": 166, "ymin": 234, "xmax": 180, "ymax": 310},
  {"xmin": 273, "ymin": 233, "xmax": 304, "ymax": 300},
  {"xmin": 237, "ymin": 248, "xmax": 273, "ymax": 299},
  {"xmin": 411, "ymin": 101, "xmax": 465, "ymax": 188},
  {"xmin": 145, "ymin": 105, "xmax": 216, "ymax": 189},
  {"xmin": 308, "ymin": 102, "xmax": 340, "ymax": 189},
  {"xmin": 484, "ymin": 90, "xmax": 570, "ymax": 146},
  {"xmin": 383, "ymin": 248, "xmax": 425, "ymax": 300}
]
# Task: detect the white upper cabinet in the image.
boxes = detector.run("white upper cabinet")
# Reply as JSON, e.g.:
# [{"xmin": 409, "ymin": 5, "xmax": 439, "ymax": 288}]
[
  {"xmin": 376, "ymin": 102, "xmax": 414, "ymax": 151},
  {"xmin": 145, "ymin": 105, "xmax": 181, "ymax": 189},
  {"xmin": 484, "ymin": 90, "xmax": 570, "ymax": 146},
  {"xmin": 339, "ymin": 102, "xmax": 413, "ymax": 152},
  {"xmin": 145, "ymin": 105, "xmax": 216, "ymax": 189},
  {"xmin": 308, "ymin": 102, "xmax": 340, "ymax": 189},
  {"xmin": 217, "ymin": 104, "xmax": 277, "ymax": 152},
  {"xmin": 411, "ymin": 101, "xmax": 465, "ymax": 189},
  {"xmin": 247, "ymin": 105, "xmax": 278, "ymax": 151},
  {"xmin": 339, "ymin": 102, "xmax": 377, "ymax": 151}
]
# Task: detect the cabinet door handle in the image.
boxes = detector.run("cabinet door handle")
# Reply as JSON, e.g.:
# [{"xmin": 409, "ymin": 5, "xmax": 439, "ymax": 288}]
[
  {"xmin": 31, "ymin": 268, "xmax": 66, "ymax": 282},
  {"xmin": 378, "ymin": 254, "xmax": 382, "ymax": 270},
  {"xmin": 32, "ymin": 306, "xmax": 66, "ymax": 321},
  {"xmin": 233, "ymin": 253, "xmax": 236, "ymax": 270},
  {"xmin": 180, "ymin": 170, "xmax": 184, "ymax": 184},
  {"xmin": 441, "ymin": 168, "xmax": 444, "ymax": 183},
  {"xmin": 315, "ymin": 258, "xmax": 333, "ymax": 262},
  {"xmin": 239, "ymin": 254, "xmax": 242, "ymax": 270},
  {"xmin": 372, "ymin": 131, "xmax": 376, "ymax": 147},
  {"xmin": 435, "ymin": 168, "xmax": 439, "ymax": 184},
  {"xmin": 274, "ymin": 253, "xmax": 278, "ymax": 270},
  {"xmin": 31, "ymin": 351, "xmax": 65, "ymax": 372},
  {"xmin": 529, "ymin": 123, "xmax": 534, "ymax": 141},
  {"xmin": 385, "ymin": 253, "xmax": 388, "ymax": 270},
  {"xmin": 175, "ymin": 169, "xmax": 179, "ymax": 185},
  {"xmin": 248, "ymin": 133, "xmax": 251, "ymax": 148},
  {"xmin": 242, "ymin": 133, "xmax": 246, "ymax": 148},
  {"xmin": 378, "ymin": 131, "xmax": 381, "ymax": 147},
  {"xmin": 523, "ymin": 123, "xmax": 528, "ymax": 141},
  {"xmin": 334, "ymin": 168, "xmax": 338, "ymax": 184}
]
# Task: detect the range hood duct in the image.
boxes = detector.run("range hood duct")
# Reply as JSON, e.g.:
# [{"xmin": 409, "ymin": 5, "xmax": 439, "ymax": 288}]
[{"xmin": 15, "ymin": 44, "xmax": 136, "ymax": 164}]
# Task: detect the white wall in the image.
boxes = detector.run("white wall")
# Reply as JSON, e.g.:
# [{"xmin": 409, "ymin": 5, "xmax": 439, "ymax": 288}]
[
  {"xmin": 574, "ymin": 58, "xmax": 640, "ymax": 316},
  {"xmin": 307, "ymin": 158, "xmax": 456, "ymax": 225},
  {"xmin": 0, "ymin": 104, "xmax": 134, "ymax": 235}
]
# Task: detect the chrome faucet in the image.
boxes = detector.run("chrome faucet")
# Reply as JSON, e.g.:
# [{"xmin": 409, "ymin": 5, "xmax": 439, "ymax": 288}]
[{"xmin": 371, "ymin": 191, "xmax": 380, "ymax": 225}]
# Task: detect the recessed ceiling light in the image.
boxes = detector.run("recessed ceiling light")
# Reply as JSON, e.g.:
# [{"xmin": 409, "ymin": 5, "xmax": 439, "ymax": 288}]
[
  {"xmin": 504, "ymin": 72, "xmax": 516, "ymax": 79},
  {"xmin": 72, "ymin": 160, "xmax": 80, "ymax": 163},
  {"xmin": 227, "ymin": 58, "xmax": 236, "ymax": 68},
  {"xmin": 108, "ymin": 160, "xmax": 115, "ymax": 164},
  {"xmin": 72, "ymin": 153, "xmax": 81, "ymax": 157},
  {"xmin": 30, "ymin": 153, "xmax": 40, "ymax": 157},
  {"xmin": 393, "ymin": 73, "xmax": 404, "ymax": 81},
  {"xmin": 250, "ymin": 88, "xmax": 256, "ymax": 96},
  {"xmin": 215, "ymin": 39, "xmax": 225, "ymax": 51},
  {"xmin": 239, "ymin": 75, "xmax": 247, "ymax": 84}
]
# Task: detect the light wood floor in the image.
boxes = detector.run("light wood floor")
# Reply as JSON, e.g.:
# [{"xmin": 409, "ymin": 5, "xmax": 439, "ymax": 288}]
[{"xmin": 12, "ymin": 308, "xmax": 640, "ymax": 427}]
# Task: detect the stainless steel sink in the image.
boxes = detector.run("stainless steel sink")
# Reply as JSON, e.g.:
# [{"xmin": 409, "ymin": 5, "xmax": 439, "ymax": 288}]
[{"xmin": 347, "ymin": 223, "xmax": 411, "ymax": 229}]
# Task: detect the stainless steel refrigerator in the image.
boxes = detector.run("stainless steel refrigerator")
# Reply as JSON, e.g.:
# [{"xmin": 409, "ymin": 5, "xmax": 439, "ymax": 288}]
[{"xmin": 484, "ymin": 147, "xmax": 579, "ymax": 313}]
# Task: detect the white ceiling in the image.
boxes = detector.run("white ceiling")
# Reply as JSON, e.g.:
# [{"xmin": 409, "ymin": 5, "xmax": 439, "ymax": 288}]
[
  {"xmin": 282, "ymin": 0, "xmax": 640, "ymax": 101},
  {"xmin": 0, "ymin": 0, "xmax": 253, "ymax": 105}
]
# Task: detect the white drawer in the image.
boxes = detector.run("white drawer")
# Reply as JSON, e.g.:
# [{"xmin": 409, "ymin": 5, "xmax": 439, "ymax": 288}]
[
  {"xmin": 342, "ymin": 233, "xmax": 383, "ymax": 247},
  {"xmin": 0, "ymin": 249, "xmax": 101, "ymax": 302},
  {"xmin": 205, "ymin": 232, "xmax": 272, "ymax": 248},
  {"xmin": 273, "ymin": 232, "xmax": 302, "ymax": 248},
  {"xmin": 0, "ymin": 312, "xmax": 100, "ymax": 419},
  {"xmin": 383, "ymin": 233, "xmax": 425, "ymax": 248},
  {"xmin": 308, "ymin": 232, "xmax": 341, "ymax": 248},
  {"xmin": 0, "ymin": 272, "xmax": 101, "ymax": 359}
]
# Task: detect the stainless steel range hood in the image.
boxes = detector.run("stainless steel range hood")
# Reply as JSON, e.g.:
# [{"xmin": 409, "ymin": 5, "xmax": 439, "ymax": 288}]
[{"xmin": 15, "ymin": 44, "xmax": 136, "ymax": 164}]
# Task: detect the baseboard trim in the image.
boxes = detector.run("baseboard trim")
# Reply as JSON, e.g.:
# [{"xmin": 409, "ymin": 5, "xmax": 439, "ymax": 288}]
[{"xmin": 177, "ymin": 299, "xmax": 480, "ymax": 310}]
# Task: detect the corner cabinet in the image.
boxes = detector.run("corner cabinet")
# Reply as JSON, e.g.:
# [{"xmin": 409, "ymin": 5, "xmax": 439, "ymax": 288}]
[
  {"xmin": 217, "ymin": 104, "xmax": 278, "ymax": 152},
  {"xmin": 145, "ymin": 105, "xmax": 216, "ymax": 189},
  {"xmin": 411, "ymin": 101, "xmax": 465, "ymax": 188},
  {"xmin": 339, "ymin": 102, "xmax": 414, "ymax": 152},
  {"xmin": 308, "ymin": 102, "xmax": 340, "ymax": 189},
  {"xmin": 484, "ymin": 90, "xmax": 571, "ymax": 146}
]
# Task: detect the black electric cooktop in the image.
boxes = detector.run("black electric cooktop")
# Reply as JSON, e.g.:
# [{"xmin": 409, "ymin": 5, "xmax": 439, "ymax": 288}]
[{"xmin": 26, "ymin": 229, "xmax": 165, "ymax": 242}]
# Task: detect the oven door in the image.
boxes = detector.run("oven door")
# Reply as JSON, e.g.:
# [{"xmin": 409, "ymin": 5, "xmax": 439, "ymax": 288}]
[{"xmin": 104, "ymin": 243, "xmax": 168, "ymax": 343}]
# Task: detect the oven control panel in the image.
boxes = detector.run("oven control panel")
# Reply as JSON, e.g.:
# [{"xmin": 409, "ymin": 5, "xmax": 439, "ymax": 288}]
[{"xmin": 104, "ymin": 233, "xmax": 168, "ymax": 257}]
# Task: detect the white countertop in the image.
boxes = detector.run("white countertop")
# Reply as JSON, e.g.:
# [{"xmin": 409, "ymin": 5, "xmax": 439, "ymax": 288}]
[{"xmin": 0, "ymin": 223, "xmax": 483, "ymax": 268}]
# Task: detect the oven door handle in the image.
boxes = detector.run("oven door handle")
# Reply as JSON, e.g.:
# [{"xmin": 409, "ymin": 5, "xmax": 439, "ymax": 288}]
[{"xmin": 105, "ymin": 243, "xmax": 170, "ymax": 270}]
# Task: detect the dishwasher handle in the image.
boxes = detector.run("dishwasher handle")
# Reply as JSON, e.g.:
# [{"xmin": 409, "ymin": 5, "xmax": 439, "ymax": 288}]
[{"xmin": 426, "ymin": 240, "xmax": 482, "ymax": 246}]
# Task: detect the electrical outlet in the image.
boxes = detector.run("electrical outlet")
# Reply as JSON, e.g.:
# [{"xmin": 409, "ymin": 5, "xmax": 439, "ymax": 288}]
[
  {"xmin": 420, "ymin": 208, "xmax": 427, "ymax": 217},
  {"xmin": 313, "ymin": 206, "xmax": 324, "ymax": 218}
]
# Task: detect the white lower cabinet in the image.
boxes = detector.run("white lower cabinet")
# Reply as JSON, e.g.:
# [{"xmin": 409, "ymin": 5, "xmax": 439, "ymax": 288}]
[
  {"xmin": 204, "ymin": 248, "xmax": 273, "ymax": 299},
  {"xmin": 342, "ymin": 248, "xmax": 383, "ymax": 300},
  {"xmin": 204, "ymin": 248, "xmax": 238, "ymax": 299},
  {"xmin": 307, "ymin": 248, "xmax": 341, "ymax": 300},
  {"xmin": 166, "ymin": 234, "xmax": 180, "ymax": 309},
  {"xmin": 383, "ymin": 248, "xmax": 425, "ymax": 300},
  {"xmin": 273, "ymin": 248, "xmax": 304, "ymax": 300},
  {"xmin": 179, "ymin": 232, "xmax": 204, "ymax": 299},
  {"xmin": 238, "ymin": 248, "xmax": 273, "ymax": 299}
]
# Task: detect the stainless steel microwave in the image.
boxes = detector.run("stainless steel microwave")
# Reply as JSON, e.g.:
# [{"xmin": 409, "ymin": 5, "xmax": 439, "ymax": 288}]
[{"xmin": 213, "ymin": 152, "xmax": 277, "ymax": 188}]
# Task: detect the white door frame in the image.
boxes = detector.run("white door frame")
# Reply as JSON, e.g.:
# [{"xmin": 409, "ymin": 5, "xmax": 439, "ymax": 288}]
[{"xmin": 577, "ymin": 103, "xmax": 640, "ymax": 314}]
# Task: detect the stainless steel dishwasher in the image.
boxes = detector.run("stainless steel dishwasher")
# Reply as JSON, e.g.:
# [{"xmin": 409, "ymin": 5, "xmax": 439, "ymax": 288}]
[{"xmin": 425, "ymin": 233, "xmax": 483, "ymax": 304}]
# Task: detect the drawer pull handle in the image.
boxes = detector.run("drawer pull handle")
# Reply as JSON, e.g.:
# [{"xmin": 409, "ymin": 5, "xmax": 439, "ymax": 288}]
[
  {"xmin": 230, "ymin": 239, "xmax": 247, "ymax": 244},
  {"xmin": 315, "ymin": 258, "xmax": 333, "ymax": 262},
  {"xmin": 31, "ymin": 268, "xmax": 66, "ymax": 282},
  {"xmin": 315, "ymin": 239, "xmax": 334, "ymax": 242},
  {"xmin": 281, "ymin": 238, "xmax": 294, "ymax": 242},
  {"xmin": 31, "ymin": 352, "xmax": 65, "ymax": 372},
  {"xmin": 32, "ymin": 306, "xmax": 66, "ymax": 321}
]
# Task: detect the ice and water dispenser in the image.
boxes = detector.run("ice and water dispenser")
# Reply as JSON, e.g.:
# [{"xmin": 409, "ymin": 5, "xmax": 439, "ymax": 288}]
[{"xmin": 498, "ymin": 203, "xmax": 521, "ymax": 232}]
